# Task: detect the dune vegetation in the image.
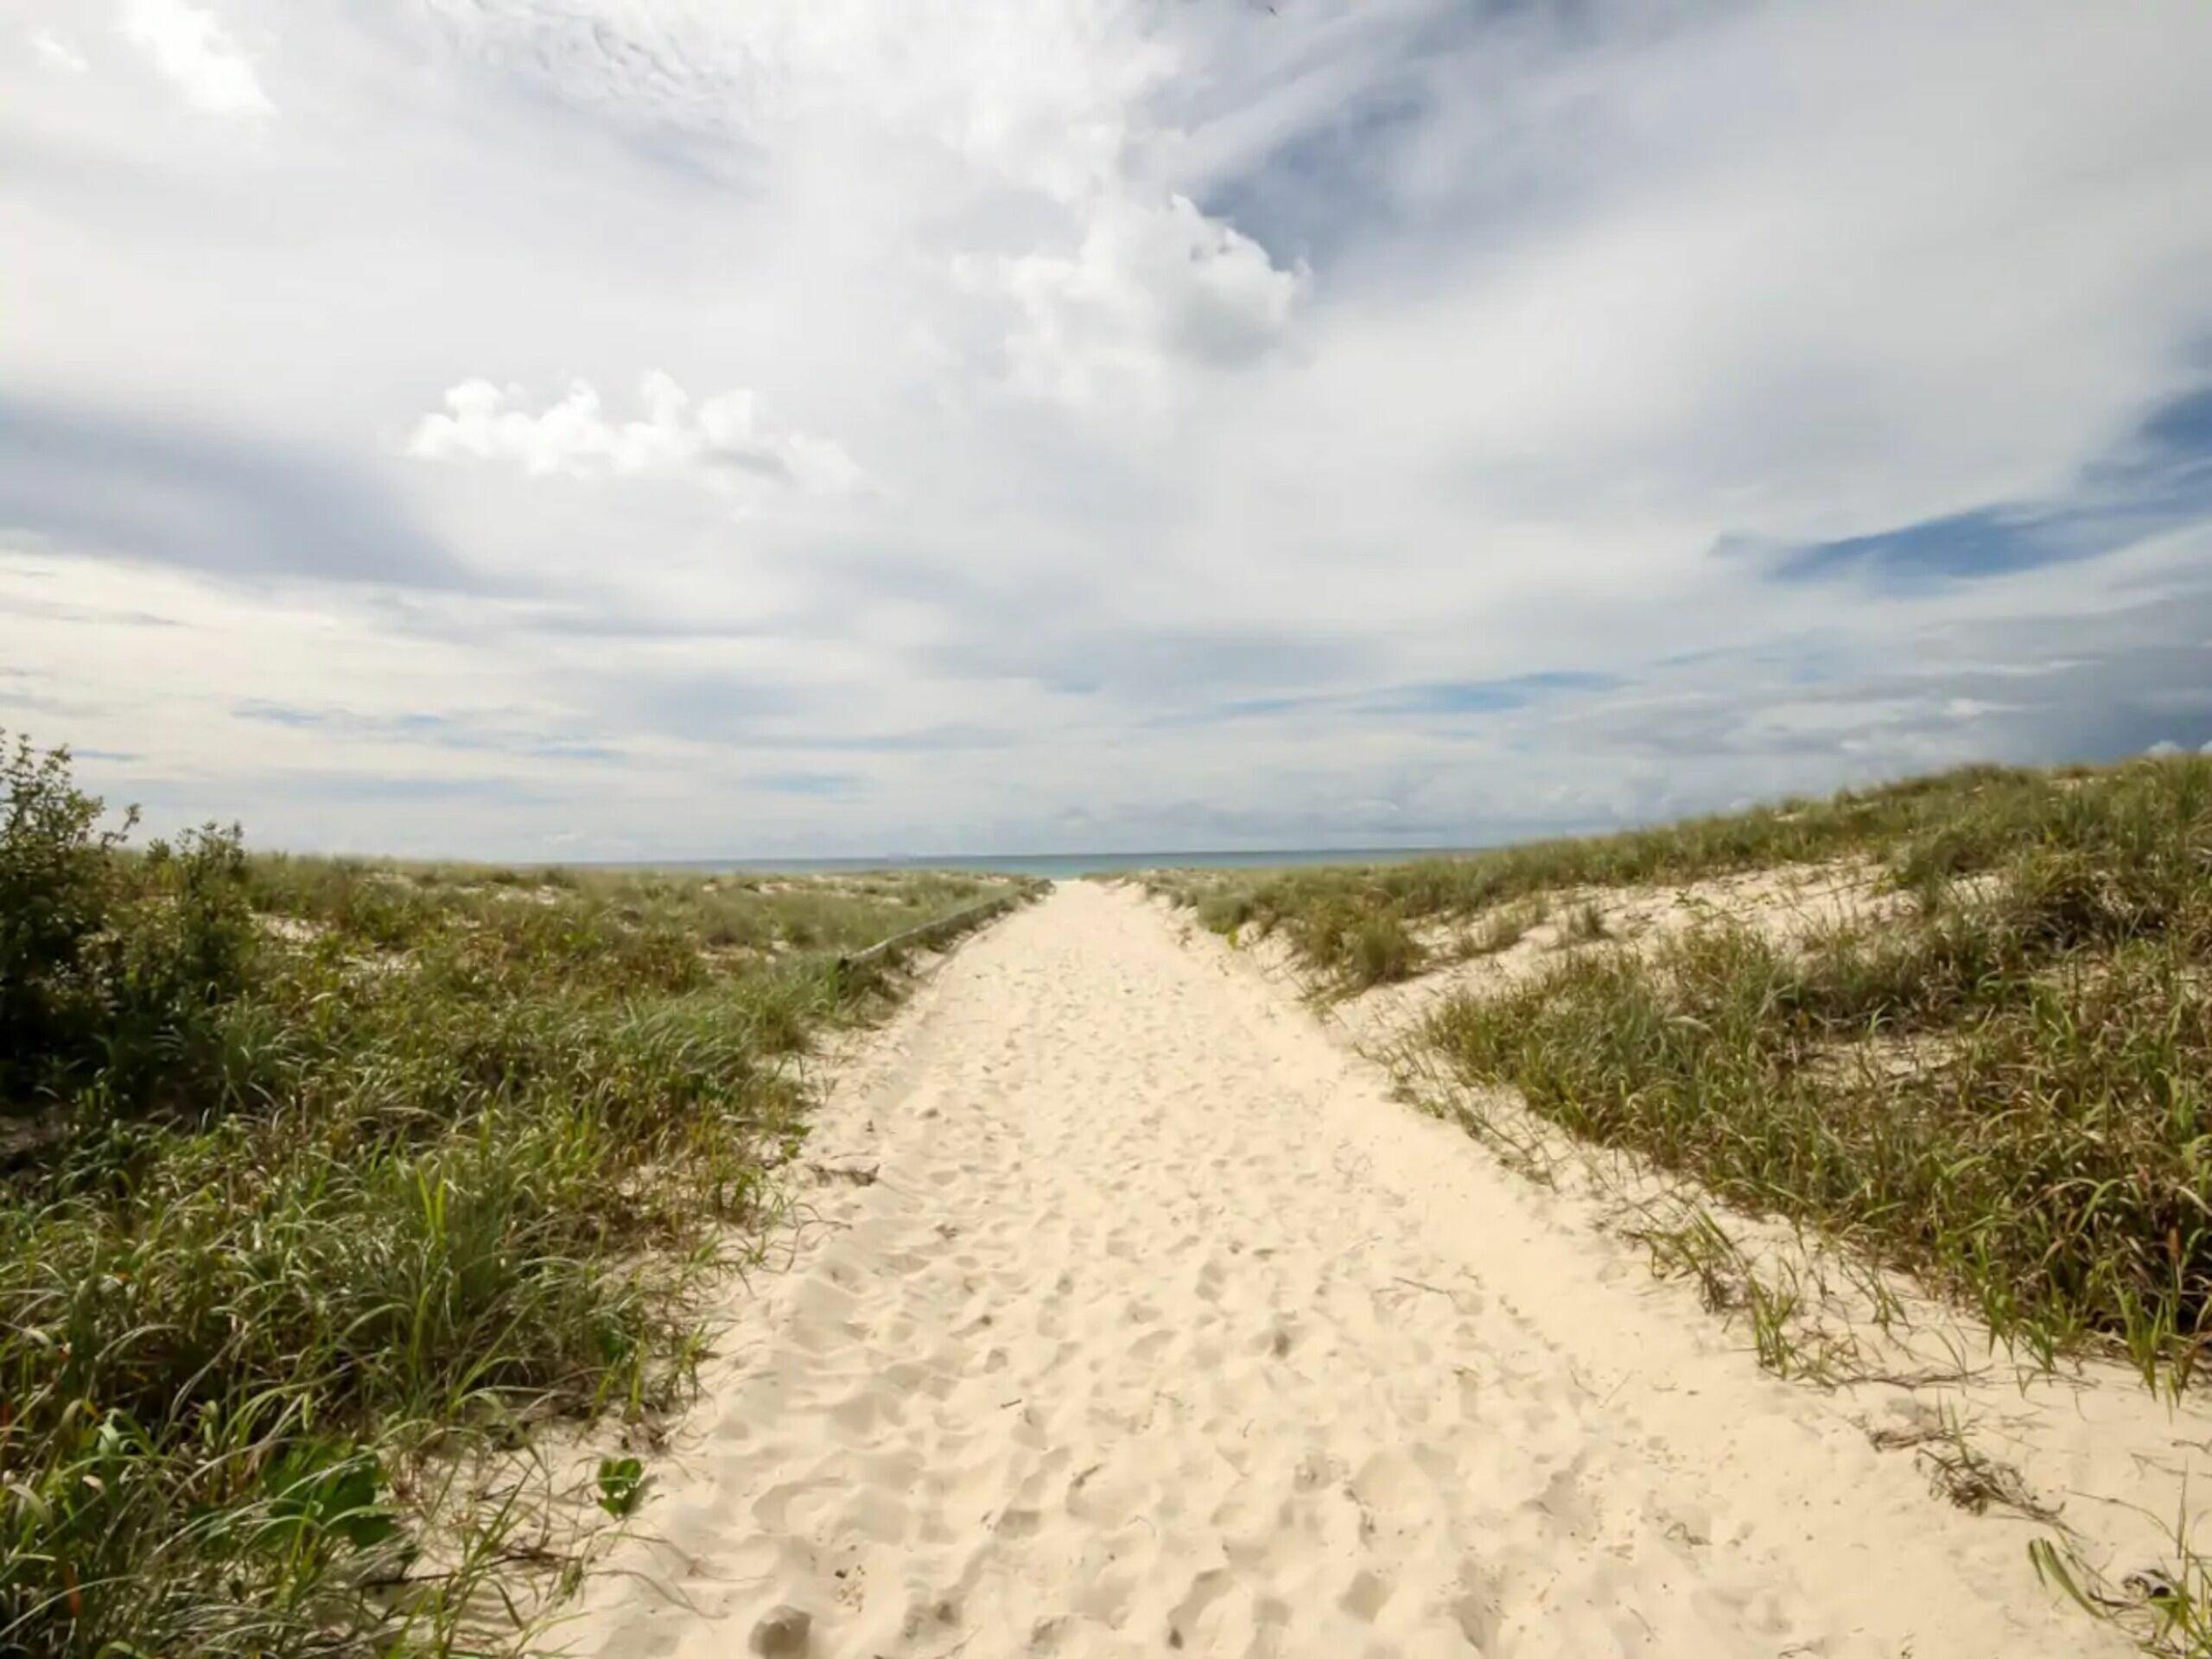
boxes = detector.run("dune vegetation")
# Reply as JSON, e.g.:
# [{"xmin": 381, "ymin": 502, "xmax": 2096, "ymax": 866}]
[
  {"xmin": 0, "ymin": 733, "xmax": 1030, "ymax": 1656},
  {"xmin": 1150, "ymin": 757, "xmax": 2212, "ymax": 1396}
]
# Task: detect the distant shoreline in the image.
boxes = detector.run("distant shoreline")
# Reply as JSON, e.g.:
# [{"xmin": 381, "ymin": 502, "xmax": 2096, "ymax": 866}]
[{"xmin": 615, "ymin": 847, "xmax": 1487, "ymax": 879}]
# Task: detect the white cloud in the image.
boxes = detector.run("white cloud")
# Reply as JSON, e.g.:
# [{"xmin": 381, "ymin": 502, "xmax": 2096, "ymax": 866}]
[
  {"xmin": 115, "ymin": 0, "xmax": 271, "ymax": 118},
  {"xmin": 959, "ymin": 194, "xmax": 1306, "ymax": 408},
  {"xmin": 405, "ymin": 375, "xmax": 864, "ymax": 498},
  {"xmin": 32, "ymin": 30, "xmax": 88, "ymax": 73},
  {"xmin": 6, "ymin": 0, "xmax": 2212, "ymax": 856}
]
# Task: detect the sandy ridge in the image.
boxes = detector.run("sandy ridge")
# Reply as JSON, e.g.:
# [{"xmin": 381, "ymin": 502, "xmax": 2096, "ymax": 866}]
[{"xmin": 569, "ymin": 881, "xmax": 2123, "ymax": 1657}]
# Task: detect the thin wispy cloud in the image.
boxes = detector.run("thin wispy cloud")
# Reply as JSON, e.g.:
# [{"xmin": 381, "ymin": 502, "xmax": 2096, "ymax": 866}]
[
  {"xmin": 3, "ymin": 0, "xmax": 2210, "ymax": 858},
  {"xmin": 31, "ymin": 29, "xmax": 88, "ymax": 74}
]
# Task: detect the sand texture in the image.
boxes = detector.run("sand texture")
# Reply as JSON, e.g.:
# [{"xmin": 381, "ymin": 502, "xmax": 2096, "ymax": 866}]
[{"xmin": 569, "ymin": 882, "xmax": 2133, "ymax": 1657}]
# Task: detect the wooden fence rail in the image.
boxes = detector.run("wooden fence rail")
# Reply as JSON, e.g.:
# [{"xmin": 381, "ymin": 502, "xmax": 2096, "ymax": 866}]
[{"xmin": 832, "ymin": 887, "xmax": 1033, "ymax": 979}]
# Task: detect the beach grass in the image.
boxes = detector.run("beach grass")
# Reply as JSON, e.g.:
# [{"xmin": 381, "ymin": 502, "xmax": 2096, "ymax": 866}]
[
  {"xmin": 1152, "ymin": 756, "xmax": 2212, "ymax": 1392},
  {"xmin": 0, "ymin": 732, "xmax": 1030, "ymax": 1656}
]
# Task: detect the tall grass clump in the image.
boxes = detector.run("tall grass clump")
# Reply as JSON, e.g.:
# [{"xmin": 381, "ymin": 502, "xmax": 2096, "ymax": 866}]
[
  {"xmin": 0, "ymin": 734, "xmax": 1021, "ymax": 1656},
  {"xmin": 1282, "ymin": 899, "xmax": 1425, "ymax": 992}
]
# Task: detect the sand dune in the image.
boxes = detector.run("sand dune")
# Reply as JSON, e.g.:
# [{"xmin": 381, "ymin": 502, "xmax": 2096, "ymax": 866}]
[{"xmin": 569, "ymin": 882, "xmax": 2124, "ymax": 1657}]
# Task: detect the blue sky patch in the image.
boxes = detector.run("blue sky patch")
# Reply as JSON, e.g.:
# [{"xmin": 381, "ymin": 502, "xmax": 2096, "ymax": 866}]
[
  {"xmin": 749, "ymin": 770, "xmax": 859, "ymax": 796},
  {"xmin": 1364, "ymin": 670, "xmax": 1619, "ymax": 716},
  {"xmin": 1770, "ymin": 381, "xmax": 2212, "ymax": 588}
]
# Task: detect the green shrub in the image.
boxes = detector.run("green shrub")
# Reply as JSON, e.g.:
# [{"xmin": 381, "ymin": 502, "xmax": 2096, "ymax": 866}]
[
  {"xmin": 1, "ymin": 734, "xmax": 264, "ymax": 1117},
  {"xmin": 0, "ymin": 734, "xmax": 131, "ymax": 1104}
]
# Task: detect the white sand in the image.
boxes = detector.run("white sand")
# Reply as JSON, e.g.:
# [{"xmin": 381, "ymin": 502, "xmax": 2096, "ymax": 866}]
[{"xmin": 569, "ymin": 881, "xmax": 2135, "ymax": 1657}]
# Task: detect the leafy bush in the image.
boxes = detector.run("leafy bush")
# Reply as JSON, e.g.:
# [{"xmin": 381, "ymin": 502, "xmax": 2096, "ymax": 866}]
[
  {"xmin": 2, "ymin": 734, "xmax": 259, "ymax": 1116},
  {"xmin": 0, "ymin": 735, "xmax": 131, "ymax": 1104}
]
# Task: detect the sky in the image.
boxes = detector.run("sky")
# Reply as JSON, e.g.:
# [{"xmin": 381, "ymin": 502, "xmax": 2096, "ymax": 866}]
[{"xmin": 4, "ymin": 0, "xmax": 2212, "ymax": 860}]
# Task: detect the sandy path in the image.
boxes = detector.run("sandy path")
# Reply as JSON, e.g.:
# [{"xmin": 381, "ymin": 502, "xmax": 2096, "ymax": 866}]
[{"xmin": 574, "ymin": 883, "xmax": 2113, "ymax": 1658}]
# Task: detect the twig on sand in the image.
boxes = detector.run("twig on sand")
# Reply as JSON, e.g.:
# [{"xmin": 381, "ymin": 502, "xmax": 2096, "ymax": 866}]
[
  {"xmin": 1391, "ymin": 1274, "xmax": 1479, "ymax": 1313},
  {"xmin": 804, "ymin": 1161, "xmax": 880, "ymax": 1185}
]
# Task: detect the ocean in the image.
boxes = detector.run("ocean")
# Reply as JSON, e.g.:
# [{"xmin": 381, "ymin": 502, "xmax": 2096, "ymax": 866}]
[{"xmin": 652, "ymin": 847, "xmax": 1479, "ymax": 879}]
